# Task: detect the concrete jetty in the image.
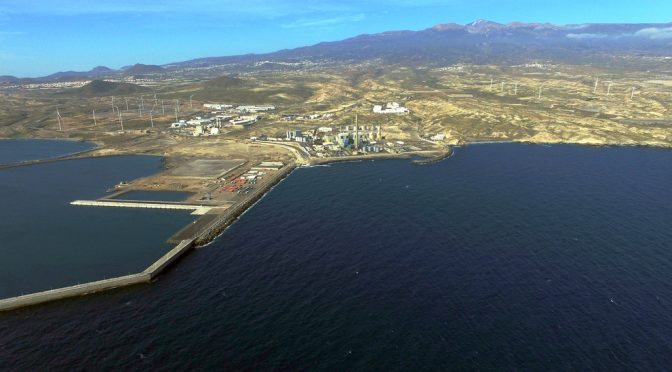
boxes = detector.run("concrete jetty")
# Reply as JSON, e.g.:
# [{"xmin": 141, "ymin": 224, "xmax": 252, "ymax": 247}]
[{"xmin": 71, "ymin": 200, "xmax": 217, "ymax": 215}]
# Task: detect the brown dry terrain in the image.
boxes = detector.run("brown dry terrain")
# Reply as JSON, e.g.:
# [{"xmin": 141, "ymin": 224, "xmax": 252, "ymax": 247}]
[{"xmin": 1, "ymin": 63, "xmax": 671, "ymax": 159}]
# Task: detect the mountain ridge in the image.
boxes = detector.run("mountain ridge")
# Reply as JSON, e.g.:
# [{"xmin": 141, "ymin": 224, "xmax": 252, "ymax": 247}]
[{"xmin": 3, "ymin": 19, "xmax": 672, "ymax": 82}]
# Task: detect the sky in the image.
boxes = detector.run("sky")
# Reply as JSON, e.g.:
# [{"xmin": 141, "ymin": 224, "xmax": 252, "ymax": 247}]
[{"xmin": 0, "ymin": 0, "xmax": 670, "ymax": 77}]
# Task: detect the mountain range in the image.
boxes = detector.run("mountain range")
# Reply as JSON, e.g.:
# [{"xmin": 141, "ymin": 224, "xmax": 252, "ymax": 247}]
[{"xmin": 3, "ymin": 20, "xmax": 671, "ymax": 83}]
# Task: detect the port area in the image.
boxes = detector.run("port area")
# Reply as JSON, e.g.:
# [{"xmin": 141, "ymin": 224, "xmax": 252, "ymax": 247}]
[
  {"xmin": 85, "ymin": 157, "xmax": 293, "ymax": 243},
  {"xmin": 0, "ymin": 156, "xmax": 295, "ymax": 311}
]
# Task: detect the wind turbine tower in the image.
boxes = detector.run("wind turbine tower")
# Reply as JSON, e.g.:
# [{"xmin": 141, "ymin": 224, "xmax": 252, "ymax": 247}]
[
  {"xmin": 189, "ymin": 95, "xmax": 194, "ymax": 109},
  {"xmin": 593, "ymin": 77, "xmax": 599, "ymax": 94},
  {"xmin": 56, "ymin": 109, "xmax": 62, "ymax": 131},
  {"xmin": 93, "ymin": 109, "xmax": 97, "ymax": 126},
  {"xmin": 606, "ymin": 81, "xmax": 613, "ymax": 96}
]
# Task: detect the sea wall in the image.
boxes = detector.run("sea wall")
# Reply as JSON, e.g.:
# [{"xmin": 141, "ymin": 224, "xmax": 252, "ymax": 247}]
[
  {"xmin": 0, "ymin": 274, "xmax": 151, "ymax": 311},
  {"xmin": 0, "ymin": 239, "xmax": 195, "ymax": 312}
]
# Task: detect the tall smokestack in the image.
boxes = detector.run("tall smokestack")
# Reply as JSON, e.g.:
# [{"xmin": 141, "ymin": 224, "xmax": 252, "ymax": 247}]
[{"xmin": 355, "ymin": 115, "xmax": 359, "ymax": 150}]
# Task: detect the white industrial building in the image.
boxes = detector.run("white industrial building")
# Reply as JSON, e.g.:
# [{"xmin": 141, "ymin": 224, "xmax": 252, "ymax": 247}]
[{"xmin": 373, "ymin": 102, "xmax": 409, "ymax": 114}]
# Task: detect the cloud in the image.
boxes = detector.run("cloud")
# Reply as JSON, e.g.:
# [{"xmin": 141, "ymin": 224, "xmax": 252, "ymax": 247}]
[
  {"xmin": 282, "ymin": 13, "xmax": 365, "ymax": 29},
  {"xmin": 566, "ymin": 33, "xmax": 608, "ymax": 39},
  {"xmin": 634, "ymin": 27, "xmax": 672, "ymax": 40}
]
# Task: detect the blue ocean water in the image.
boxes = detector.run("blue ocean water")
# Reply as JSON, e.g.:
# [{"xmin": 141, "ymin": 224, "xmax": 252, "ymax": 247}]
[
  {"xmin": 1, "ymin": 143, "xmax": 672, "ymax": 370},
  {"xmin": 0, "ymin": 139, "xmax": 95, "ymax": 164},
  {"xmin": 111, "ymin": 190, "xmax": 194, "ymax": 202}
]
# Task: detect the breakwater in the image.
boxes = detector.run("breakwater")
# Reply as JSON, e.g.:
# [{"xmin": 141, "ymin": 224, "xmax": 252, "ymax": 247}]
[{"xmin": 0, "ymin": 239, "xmax": 195, "ymax": 311}]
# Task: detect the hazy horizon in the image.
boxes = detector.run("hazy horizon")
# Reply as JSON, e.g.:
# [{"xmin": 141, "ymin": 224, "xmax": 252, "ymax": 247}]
[{"xmin": 0, "ymin": 0, "xmax": 670, "ymax": 77}]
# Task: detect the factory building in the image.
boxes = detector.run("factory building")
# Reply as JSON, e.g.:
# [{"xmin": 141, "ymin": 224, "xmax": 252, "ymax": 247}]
[{"xmin": 373, "ymin": 102, "xmax": 409, "ymax": 114}]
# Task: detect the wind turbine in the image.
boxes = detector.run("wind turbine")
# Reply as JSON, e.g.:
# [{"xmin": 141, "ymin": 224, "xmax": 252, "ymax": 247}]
[
  {"xmin": 593, "ymin": 77, "xmax": 599, "ymax": 94},
  {"xmin": 93, "ymin": 109, "xmax": 97, "ymax": 126},
  {"xmin": 605, "ymin": 81, "xmax": 613, "ymax": 96},
  {"xmin": 490, "ymin": 78, "xmax": 494, "ymax": 91},
  {"xmin": 149, "ymin": 109, "xmax": 154, "ymax": 128},
  {"xmin": 125, "ymin": 98, "xmax": 129, "ymax": 112},
  {"xmin": 115, "ymin": 106, "xmax": 124, "ymax": 131},
  {"xmin": 189, "ymin": 95, "xmax": 194, "ymax": 109},
  {"xmin": 162, "ymin": 99, "xmax": 165, "ymax": 115},
  {"xmin": 175, "ymin": 107, "xmax": 179, "ymax": 123},
  {"xmin": 175, "ymin": 99, "xmax": 180, "ymax": 113},
  {"xmin": 56, "ymin": 108, "xmax": 63, "ymax": 131}
]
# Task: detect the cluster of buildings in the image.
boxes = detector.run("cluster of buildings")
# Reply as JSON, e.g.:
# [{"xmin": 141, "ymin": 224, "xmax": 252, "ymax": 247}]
[
  {"xmin": 170, "ymin": 103, "xmax": 276, "ymax": 136},
  {"xmin": 279, "ymin": 124, "xmax": 387, "ymax": 156},
  {"xmin": 203, "ymin": 103, "xmax": 275, "ymax": 114},
  {"xmin": 281, "ymin": 113, "xmax": 336, "ymax": 121},
  {"xmin": 373, "ymin": 102, "xmax": 409, "ymax": 114}
]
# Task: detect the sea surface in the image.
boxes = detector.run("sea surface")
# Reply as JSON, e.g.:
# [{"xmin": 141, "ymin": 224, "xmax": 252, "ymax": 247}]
[
  {"xmin": 0, "ymin": 141, "xmax": 194, "ymax": 298},
  {"xmin": 0, "ymin": 139, "xmax": 95, "ymax": 165},
  {"xmin": 111, "ymin": 190, "xmax": 194, "ymax": 202},
  {"xmin": 2, "ymin": 143, "xmax": 672, "ymax": 370}
]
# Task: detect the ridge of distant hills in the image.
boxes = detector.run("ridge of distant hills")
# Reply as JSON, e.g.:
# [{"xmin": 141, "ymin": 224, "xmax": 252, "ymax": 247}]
[
  {"xmin": 0, "ymin": 64, "xmax": 165, "ymax": 84},
  {"xmin": 3, "ymin": 20, "xmax": 672, "ymax": 83},
  {"xmin": 70, "ymin": 80, "xmax": 151, "ymax": 97}
]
